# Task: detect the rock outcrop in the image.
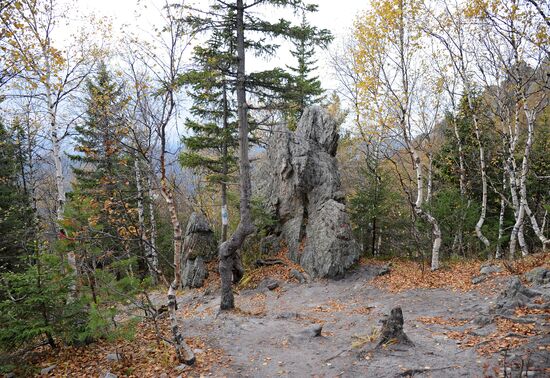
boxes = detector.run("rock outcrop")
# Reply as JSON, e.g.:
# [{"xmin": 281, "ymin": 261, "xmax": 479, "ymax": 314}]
[
  {"xmin": 523, "ymin": 267, "xmax": 550, "ymax": 285},
  {"xmin": 255, "ymin": 106, "xmax": 360, "ymax": 278},
  {"xmin": 495, "ymin": 276, "xmax": 542, "ymax": 315},
  {"xmin": 181, "ymin": 212, "xmax": 218, "ymax": 288}
]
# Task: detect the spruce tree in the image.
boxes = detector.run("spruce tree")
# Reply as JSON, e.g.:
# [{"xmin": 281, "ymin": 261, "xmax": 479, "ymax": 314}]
[
  {"xmin": 0, "ymin": 119, "xmax": 33, "ymax": 271},
  {"xmin": 65, "ymin": 62, "xmax": 139, "ymax": 282},
  {"xmin": 182, "ymin": 1, "xmax": 332, "ymax": 122},
  {"xmin": 179, "ymin": 19, "xmax": 238, "ymax": 242},
  {"xmin": 182, "ymin": 0, "xmax": 333, "ymax": 311},
  {"xmin": 284, "ymin": 12, "xmax": 331, "ymax": 128}
]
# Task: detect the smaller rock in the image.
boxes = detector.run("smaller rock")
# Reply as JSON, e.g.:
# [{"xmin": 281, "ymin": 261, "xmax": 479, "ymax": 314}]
[
  {"xmin": 523, "ymin": 267, "xmax": 550, "ymax": 285},
  {"xmin": 193, "ymin": 348, "xmax": 204, "ymax": 354},
  {"xmin": 101, "ymin": 372, "xmax": 117, "ymax": 378},
  {"xmin": 495, "ymin": 276, "xmax": 541, "ymax": 315},
  {"xmin": 267, "ymin": 281, "xmax": 279, "ymax": 290},
  {"xmin": 175, "ymin": 364, "xmax": 189, "ymax": 372},
  {"xmin": 160, "ymin": 373, "xmax": 168, "ymax": 378},
  {"xmin": 40, "ymin": 365, "xmax": 56, "ymax": 375},
  {"xmin": 480, "ymin": 265, "xmax": 502, "ymax": 275},
  {"xmin": 300, "ymin": 324, "xmax": 323, "ymax": 337},
  {"xmin": 377, "ymin": 264, "xmax": 391, "ymax": 276},
  {"xmin": 472, "ymin": 275, "xmax": 488, "ymax": 285},
  {"xmin": 291, "ymin": 269, "xmax": 307, "ymax": 283},
  {"xmin": 258, "ymin": 278, "xmax": 280, "ymax": 291},
  {"xmin": 106, "ymin": 352, "xmax": 121, "ymax": 362}
]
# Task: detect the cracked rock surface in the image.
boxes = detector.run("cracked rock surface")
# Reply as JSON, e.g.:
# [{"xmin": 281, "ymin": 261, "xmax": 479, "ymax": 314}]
[{"xmin": 254, "ymin": 106, "xmax": 359, "ymax": 278}]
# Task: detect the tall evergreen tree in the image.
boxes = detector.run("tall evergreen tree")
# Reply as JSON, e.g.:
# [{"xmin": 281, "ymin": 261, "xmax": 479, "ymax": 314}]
[
  {"xmin": 179, "ymin": 18, "xmax": 238, "ymax": 242},
  {"xmin": 64, "ymin": 63, "xmax": 139, "ymax": 283},
  {"xmin": 284, "ymin": 12, "xmax": 331, "ymax": 128},
  {"xmin": 0, "ymin": 119, "xmax": 34, "ymax": 271},
  {"xmin": 182, "ymin": 0, "xmax": 333, "ymax": 311}
]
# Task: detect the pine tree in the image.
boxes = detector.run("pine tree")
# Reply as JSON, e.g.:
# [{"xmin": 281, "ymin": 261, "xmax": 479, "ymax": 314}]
[
  {"xmin": 284, "ymin": 13, "xmax": 332, "ymax": 129},
  {"xmin": 65, "ymin": 62, "xmax": 139, "ymax": 284},
  {"xmin": 179, "ymin": 20, "xmax": 238, "ymax": 242},
  {"xmin": 0, "ymin": 118, "xmax": 34, "ymax": 271},
  {"xmin": 182, "ymin": 0, "xmax": 334, "ymax": 311}
]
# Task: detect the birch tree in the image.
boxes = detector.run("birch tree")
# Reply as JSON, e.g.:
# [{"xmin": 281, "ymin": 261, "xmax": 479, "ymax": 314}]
[
  {"xmin": 468, "ymin": 0, "xmax": 550, "ymax": 256},
  {"xmin": 122, "ymin": 2, "xmax": 195, "ymax": 364},
  {"xmin": 354, "ymin": 0, "xmax": 442, "ymax": 270},
  {"xmin": 425, "ymin": 0, "xmax": 494, "ymax": 252},
  {"xmin": 2, "ymin": 0, "xmax": 105, "ymax": 283}
]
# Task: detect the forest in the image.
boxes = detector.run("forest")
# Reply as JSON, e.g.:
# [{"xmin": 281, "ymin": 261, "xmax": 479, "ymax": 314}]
[{"xmin": 0, "ymin": 0, "xmax": 549, "ymax": 376}]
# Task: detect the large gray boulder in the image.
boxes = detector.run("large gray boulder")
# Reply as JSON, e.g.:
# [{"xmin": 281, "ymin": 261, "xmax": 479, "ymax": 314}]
[
  {"xmin": 181, "ymin": 212, "xmax": 217, "ymax": 288},
  {"xmin": 254, "ymin": 106, "xmax": 360, "ymax": 278}
]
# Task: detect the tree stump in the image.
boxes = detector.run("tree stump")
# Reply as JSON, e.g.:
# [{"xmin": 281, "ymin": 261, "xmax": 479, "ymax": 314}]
[{"xmin": 376, "ymin": 307, "xmax": 414, "ymax": 348}]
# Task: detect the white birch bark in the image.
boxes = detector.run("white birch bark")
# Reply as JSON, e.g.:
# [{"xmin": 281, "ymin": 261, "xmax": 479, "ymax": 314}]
[
  {"xmin": 496, "ymin": 172, "xmax": 507, "ymax": 259},
  {"xmin": 135, "ymin": 159, "xmax": 158, "ymax": 284},
  {"xmin": 510, "ymin": 106, "xmax": 535, "ymax": 258},
  {"xmin": 411, "ymin": 149, "xmax": 441, "ymax": 271},
  {"xmin": 147, "ymin": 175, "xmax": 160, "ymax": 281}
]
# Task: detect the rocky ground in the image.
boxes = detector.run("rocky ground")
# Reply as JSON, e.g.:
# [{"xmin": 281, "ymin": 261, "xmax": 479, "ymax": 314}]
[
  {"xmin": 167, "ymin": 263, "xmax": 549, "ymax": 378},
  {"xmin": 18, "ymin": 256, "xmax": 550, "ymax": 377}
]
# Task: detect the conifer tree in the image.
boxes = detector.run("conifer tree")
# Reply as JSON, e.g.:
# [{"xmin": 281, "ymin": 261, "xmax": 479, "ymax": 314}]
[
  {"xmin": 65, "ymin": 63, "xmax": 139, "ymax": 284},
  {"xmin": 179, "ymin": 19, "xmax": 238, "ymax": 242},
  {"xmin": 0, "ymin": 119, "xmax": 34, "ymax": 271},
  {"xmin": 182, "ymin": 0, "xmax": 333, "ymax": 311},
  {"xmin": 284, "ymin": 12, "xmax": 331, "ymax": 128}
]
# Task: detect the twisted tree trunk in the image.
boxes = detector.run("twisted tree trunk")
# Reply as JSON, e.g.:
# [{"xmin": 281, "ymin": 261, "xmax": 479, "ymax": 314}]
[{"xmin": 219, "ymin": 0, "xmax": 255, "ymax": 311}]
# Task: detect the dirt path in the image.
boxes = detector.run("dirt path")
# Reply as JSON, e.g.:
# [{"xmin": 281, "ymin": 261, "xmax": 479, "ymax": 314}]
[{"xmin": 161, "ymin": 265, "xmax": 548, "ymax": 377}]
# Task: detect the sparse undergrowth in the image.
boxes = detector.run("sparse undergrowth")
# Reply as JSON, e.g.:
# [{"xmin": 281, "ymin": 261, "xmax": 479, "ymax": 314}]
[
  {"xmin": 8, "ymin": 253, "xmax": 549, "ymax": 377},
  {"xmin": 19, "ymin": 316, "xmax": 227, "ymax": 377},
  {"xmin": 369, "ymin": 253, "xmax": 549, "ymax": 292}
]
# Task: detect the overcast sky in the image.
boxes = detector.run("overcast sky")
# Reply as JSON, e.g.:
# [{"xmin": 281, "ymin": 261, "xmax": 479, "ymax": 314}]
[{"xmin": 73, "ymin": 0, "xmax": 366, "ymax": 91}]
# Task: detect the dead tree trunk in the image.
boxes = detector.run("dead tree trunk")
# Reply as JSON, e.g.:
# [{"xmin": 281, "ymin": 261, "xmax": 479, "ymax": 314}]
[
  {"xmin": 376, "ymin": 307, "xmax": 414, "ymax": 348},
  {"xmin": 218, "ymin": 0, "xmax": 256, "ymax": 311}
]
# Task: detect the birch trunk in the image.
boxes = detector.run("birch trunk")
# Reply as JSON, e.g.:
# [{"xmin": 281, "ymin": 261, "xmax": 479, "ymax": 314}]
[
  {"xmin": 452, "ymin": 118, "xmax": 466, "ymax": 197},
  {"xmin": 135, "ymin": 160, "xmax": 158, "ymax": 284},
  {"xmin": 411, "ymin": 149, "xmax": 441, "ymax": 271},
  {"xmin": 470, "ymin": 106, "xmax": 491, "ymax": 250},
  {"xmin": 521, "ymin": 132, "xmax": 549, "ymax": 249},
  {"xmin": 43, "ymin": 49, "xmax": 77, "ymax": 290},
  {"xmin": 160, "ymin": 175, "xmax": 194, "ymax": 364},
  {"xmin": 452, "ymin": 117, "xmax": 466, "ymax": 255},
  {"xmin": 147, "ymin": 175, "xmax": 160, "ymax": 281},
  {"xmin": 219, "ymin": 0, "xmax": 256, "ymax": 310},
  {"xmin": 509, "ymin": 107, "xmax": 535, "ymax": 258},
  {"xmin": 496, "ymin": 175, "xmax": 506, "ymax": 259}
]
